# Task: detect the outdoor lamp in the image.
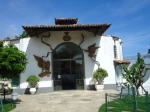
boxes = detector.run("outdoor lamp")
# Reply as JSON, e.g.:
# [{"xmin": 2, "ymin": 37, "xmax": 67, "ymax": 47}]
[
  {"xmin": 12, "ymin": 93, "xmax": 18, "ymax": 101},
  {"xmin": 11, "ymin": 92, "xmax": 18, "ymax": 107}
]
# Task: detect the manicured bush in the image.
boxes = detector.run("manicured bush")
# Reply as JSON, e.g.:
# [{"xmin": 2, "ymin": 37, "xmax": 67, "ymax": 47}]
[
  {"xmin": 93, "ymin": 68, "xmax": 108, "ymax": 84},
  {"xmin": 26, "ymin": 75, "xmax": 39, "ymax": 88}
]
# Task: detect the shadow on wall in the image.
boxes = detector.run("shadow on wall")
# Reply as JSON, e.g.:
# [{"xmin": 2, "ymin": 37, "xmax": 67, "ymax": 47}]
[
  {"xmin": 143, "ymin": 66, "xmax": 150, "ymax": 83},
  {"xmin": 22, "ymin": 36, "xmax": 52, "ymax": 80},
  {"xmin": 24, "ymin": 87, "xmax": 39, "ymax": 94},
  {"xmin": 24, "ymin": 88, "xmax": 30, "ymax": 94},
  {"xmin": 20, "ymin": 36, "xmax": 52, "ymax": 94},
  {"xmin": 87, "ymin": 78, "xmax": 96, "ymax": 90},
  {"xmin": 84, "ymin": 33, "xmax": 101, "ymax": 90},
  {"xmin": 20, "ymin": 31, "xmax": 102, "ymax": 92}
]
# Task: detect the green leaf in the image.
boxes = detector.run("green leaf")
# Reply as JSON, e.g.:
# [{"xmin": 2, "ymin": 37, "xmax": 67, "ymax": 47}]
[
  {"xmin": 121, "ymin": 53, "xmax": 150, "ymax": 95},
  {"xmin": 0, "ymin": 43, "xmax": 28, "ymax": 79}
]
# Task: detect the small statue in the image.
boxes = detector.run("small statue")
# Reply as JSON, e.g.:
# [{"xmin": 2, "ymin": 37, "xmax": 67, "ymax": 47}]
[
  {"xmin": 1, "ymin": 78, "xmax": 12, "ymax": 93},
  {"xmin": 84, "ymin": 43, "xmax": 100, "ymax": 58},
  {"xmin": 33, "ymin": 55, "xmax": 51, "ymax": 77},
  {"xmin": 83, "ymin": 43, "xmax": 100, "ymax": 68}
]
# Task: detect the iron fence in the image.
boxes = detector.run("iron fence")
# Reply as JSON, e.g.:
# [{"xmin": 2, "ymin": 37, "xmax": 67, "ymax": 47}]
[{"xmin": 105, "ymin": 87, "xmax": 150, "ymax": 112}]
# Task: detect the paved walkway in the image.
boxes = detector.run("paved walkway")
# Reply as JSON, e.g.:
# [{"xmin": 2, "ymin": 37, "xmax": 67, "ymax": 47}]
[{"xmin": 11, "ymin": 90, "xmax": 119, "ymax": 112}]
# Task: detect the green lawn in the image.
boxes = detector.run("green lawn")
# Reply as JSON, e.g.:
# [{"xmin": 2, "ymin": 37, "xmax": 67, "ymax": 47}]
[
  {"xmin": 0, "ymin": 100, "xmax": 16, "ymax": 112},
  {"xmin": 99, "ymin": 96, "xmax": 150, "ymax": 112}
]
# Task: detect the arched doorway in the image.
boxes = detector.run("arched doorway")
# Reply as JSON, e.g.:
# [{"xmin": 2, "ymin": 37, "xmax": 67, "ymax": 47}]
[{"xmin": 52, "ymin": 42, "xmax": 84, "ymax": 90}]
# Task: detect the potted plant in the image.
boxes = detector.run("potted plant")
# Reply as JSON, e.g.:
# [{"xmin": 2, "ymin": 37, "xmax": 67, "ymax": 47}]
[
  {"xmin": 93, "ymin": 68, "xmax": 108, "ymax": 91},
  {"xmin": 26, "ymin": 75, "xmax": 39, "ymax": 94}
]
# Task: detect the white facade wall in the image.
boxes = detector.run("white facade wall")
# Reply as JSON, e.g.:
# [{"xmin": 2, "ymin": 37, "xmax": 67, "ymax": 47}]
[
  {"xmin": 119, "ymin": 39, "xmax": 123, "ymax": 60},
  {"xmin": 8, "ymin": 31, "xmax": 123, "ymax": 91},
  {"xmin": 95, "ymin": 35, "xmax": 116, "ymax": 85},
  {"xmin": 138, "ymin": 65, "xmax": 150, "ymax": 94},
  {"xmin": 114, "ymin": 38, "xmax": 124, "ymax": 83}
]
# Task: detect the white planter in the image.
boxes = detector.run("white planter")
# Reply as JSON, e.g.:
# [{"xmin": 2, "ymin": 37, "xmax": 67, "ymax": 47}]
[
  {"xmin": 30, "ymin": 88, "xmax": 36, "ymax": 94},
  {"xmin": 95, "ymin": 84, "xmax": 104, "ymax": 91}
]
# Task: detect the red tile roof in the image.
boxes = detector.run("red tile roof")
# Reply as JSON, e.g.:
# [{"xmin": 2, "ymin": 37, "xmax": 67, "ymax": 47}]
[
  {"xmin": 114, "ymin": 60, "xmax": 131, "ymax": 64},
  {"xmin": 22, "ymin": 24, "xmax": 111, "ymax": 37}
]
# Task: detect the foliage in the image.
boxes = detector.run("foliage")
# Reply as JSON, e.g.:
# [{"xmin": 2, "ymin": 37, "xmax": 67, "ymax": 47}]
[
  {"xmin": 4, "ymin": 37, "xmax": 10, "ymax": 40},
  {"xmin": 15, "ymin": 31, "xmax": 28, "ymax": 39},
  {"xmin": 122, "ymin": 53, "xmax": 150, "ymax": 95},
  {"xmin": 99, "ymin": 95, "xmax": 150, "ymax": 112},
  {"xmin": 93, "ymin": 68, "xmax": 108, "ymax": 84},
  {"xmin": 0, "ymin": 42, "xmax": 28, "ymax": 79},
  {"xmin": 0, "ymin": 100, "xmax": 16, "ymax": 112},
  {"xmin": 26, "ymin": 75, "xmax": 39, "ymax": 88}
]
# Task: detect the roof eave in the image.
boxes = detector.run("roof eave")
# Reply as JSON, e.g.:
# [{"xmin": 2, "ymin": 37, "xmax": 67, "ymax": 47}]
[
  {"xmin": 114, "ymin": 60, "xmax": 131, "ymax": 64},
  {"xmin": 22, "ymin": 24, "xmax": 111, "ymax": 37}
]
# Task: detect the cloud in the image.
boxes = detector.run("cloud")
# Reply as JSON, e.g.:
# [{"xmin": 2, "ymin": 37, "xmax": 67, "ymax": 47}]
[
  {"xmin": 122, "ymin": 31, "xmax": 150, "ymax": 48},
  {"xmin": 4, "ymin": 25, "xmax": 19, "ymax": 38},
  {"xmin": 123, "ymin": 31, "xmax": 150, "ymax": 42},
  {"xmin": 122, "ymin": 30, "xmax": 150, "ymax": 56},
  {"xmin": 108, "ymin": 0, "xmax": 150, "ymax": 16},
  {"xmin": 7, "ymin": 0, "xmax": 27, "ymax": 14},
  {"xmin": 8, "ymin": 0, "xmax": 23, "ymax": 8},
  {"xmin": 123, "ymin": 39, "xmax": 149, "ymax": 56},
  {"xmin": 123, "ymin": 36, "xmax": 150, "ymax": 43},
  {"xmin": 112, "ymin": 15, "xmax": 144, "ymax": 30}
]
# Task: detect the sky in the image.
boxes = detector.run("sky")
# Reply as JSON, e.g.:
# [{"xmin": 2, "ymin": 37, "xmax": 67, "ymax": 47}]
[{"xmin": 0, "ymin": 0, "xmax": 150, "ymax": 57}]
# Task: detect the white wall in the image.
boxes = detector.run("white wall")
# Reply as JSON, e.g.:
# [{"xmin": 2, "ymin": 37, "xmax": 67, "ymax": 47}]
[
  {"xmin": 113, "ymin": 38, "xmax": 124, "ymax": 84},
  {"xmin": 7, "ymin": 31, "xmax": 123, "ymax": 90},
  {"xmin": 3, "ymin": 40, "xmax": 20, "ymax": 48},
  {"xmin": 96, "ymin": 35, "xmax": 116, "ymax": 85},
  {"xmin": 11, "ymin": 40, "xmax": 20, "ymax": 49},
  {"xmin": 141, "ymin": 65, "xmax": 150, "ymax": 93},
  {"xmin": 119, "ymin": 39, "xmax": 123, "ymax": 60}
]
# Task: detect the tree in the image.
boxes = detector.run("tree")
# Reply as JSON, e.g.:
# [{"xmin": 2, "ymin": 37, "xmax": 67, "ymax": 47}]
[
  {"xmin": 122, "ymin": 53, "xmax": 150, "ymax": 95},
  {"xmin": 15, "ymin": 31, "xmax": 28, "ymax": 39},
  {"xmin": 0, "ymin": 42, "xmax": 28, "ymax": 79}
]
